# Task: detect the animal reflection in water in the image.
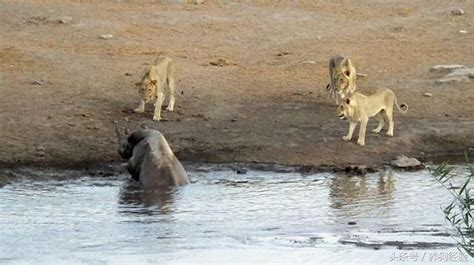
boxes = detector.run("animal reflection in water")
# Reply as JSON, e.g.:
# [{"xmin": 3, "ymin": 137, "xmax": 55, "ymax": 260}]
[
  {"xmin": 118, "ymin": 180, "xmax": 179, "ymax": 215},
  {"xmin": 329, "ymin": 171, "xmax": 395, "ymax": 210}
]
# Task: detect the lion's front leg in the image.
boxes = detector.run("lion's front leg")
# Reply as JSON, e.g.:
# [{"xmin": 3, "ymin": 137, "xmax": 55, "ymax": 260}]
[
  {"xmin": 134, "ymin": 99, "xmax": 145, "ymax": 113},
  {"xmin": 165, "ymin": 77, "xmax": 175, "ymax": 112},
  {"xmin": 343, "ymin": 121, "xmax": 357, "ymax": 142},
  {"xmin": 153, "ymin": 90, "xmax": 164, "ymax": 122},
  {"xmin": 357, "ymin": 118, "xmax": 368, "ymax": 146}
]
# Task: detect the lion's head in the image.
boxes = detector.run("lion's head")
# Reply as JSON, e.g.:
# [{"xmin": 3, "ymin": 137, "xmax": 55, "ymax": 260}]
[
  {"xmin": 135, "ymin": 79, "xmax": 157, "ymax": 102},
  {"xmin": 331, "ymin": 58, "xmax": 356, "ymax": 95},
  {"xmin": 336, "ymin": 98, "xmax": 354, "ymax": 120}
]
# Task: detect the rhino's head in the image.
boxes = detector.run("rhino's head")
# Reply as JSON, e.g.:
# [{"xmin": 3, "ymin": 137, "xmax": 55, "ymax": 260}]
[
  {"xmin": 116, "ymin": 126, "xmax": 150, "ymax": 160},
  {"xmin": 116, "ymin": 126, "xmax": 133, "ymax": 159}
]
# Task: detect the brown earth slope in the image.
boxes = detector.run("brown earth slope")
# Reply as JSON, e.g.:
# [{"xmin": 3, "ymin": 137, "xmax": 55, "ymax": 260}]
[{"xmin": 0, "ymin": 0, "xmax": 473, "ymax": 170}]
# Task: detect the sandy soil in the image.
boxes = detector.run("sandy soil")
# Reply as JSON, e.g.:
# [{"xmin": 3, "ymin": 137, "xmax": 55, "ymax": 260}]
[{"xmin": 0, "ymin": 0, "xmax": 473, "ymax": 170}]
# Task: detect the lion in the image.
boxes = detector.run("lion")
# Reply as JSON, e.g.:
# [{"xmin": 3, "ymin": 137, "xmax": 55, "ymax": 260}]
[
  {"xmin": 325, "ymin": 55, "xmax": 357, "ymax": 104},
  {"xmin": 134, "ymin": 56, "xmax": 177, "ymax": 121},
  {"xmin": 336, "ymin": 88, "xmax": 408, "ymax": 146}
]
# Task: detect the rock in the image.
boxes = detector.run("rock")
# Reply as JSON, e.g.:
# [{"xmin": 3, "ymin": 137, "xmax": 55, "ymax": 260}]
[
  {"xmin": 434, "ymin": 67, "xmax": 473, "ymax": 84},
  {"xmin": 430, "ymin": 64, "xmax": 465, "ymax": 74},
  {"xmin": 301, "ymin": 60, "xmax": 316, "ymax": 65},
  {"xmin": 348, "ymin": 221, "xmax": 357, "ymax": 225},
  {"xmin": 459, "ymin": 30, "xmax": 468, "ymax": 34},
  {"xmin": 236, "ymin": 169, "xmax": 247, "ymax": 175},
  {"xmin": 451, "ymin": 9, "xmax": 464, "ymax": 16},
  {"xmin": 436, "ymin": 76, "xmax": 470, "ymax": 85},
  {"xmin": 344, "ymin": 165, "xmax": 367, "ymax": 175},
  {"xmin": 231, "ymin": 118, "xmax": 237, "ymax": 122},
  {"xmin": 423, "ymin": 93, "xmax": 433, "ymax": 97},
  {"xmin": 194, "ymin": 0, "xmax": 204, "ymax": 4},
  {"xmin": 356, "ymin": 73, "xmax": 368, "ymax": 78},
  {"xmin": 31, "ymin": 79, "xmax": 46, "ymax": 85},
  {"xmin": 445, "ymin": 68, "xmax": 474, "ymax": 79},
  {"xmin": 100, "ymin": 34, "xmax": 113, "ymax": 40},
  {"xmin": 58, "ymin": 16, "xmax": 72, "ymax": 24},
  {"xmin": 390, "ymin": 155, "xmax": 422, "ymax": 169}
]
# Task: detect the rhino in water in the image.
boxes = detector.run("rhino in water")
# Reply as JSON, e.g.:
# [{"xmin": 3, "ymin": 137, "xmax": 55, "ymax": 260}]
[{"xmin": 116, "ymin": 127, "xmax": 189, "ymax": 188}]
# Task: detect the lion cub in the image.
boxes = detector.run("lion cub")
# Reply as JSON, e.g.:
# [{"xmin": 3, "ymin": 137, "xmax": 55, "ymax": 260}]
[
  {"xmin": 336, "ymin": 88, "xmax": 408, "ymax": 146},
  {"xmin": 134, "ymin": 56, "xmax": 176, "ymax": 122},
  {"xmin": 325, "ymin": 55, "xmax": 357, "ymax": 104}
]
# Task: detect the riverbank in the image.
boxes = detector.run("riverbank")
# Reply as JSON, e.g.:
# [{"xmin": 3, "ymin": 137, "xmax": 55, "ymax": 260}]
[{"xmin": 0, "ymin": 0, "xmax": 473, "ymax": 171}]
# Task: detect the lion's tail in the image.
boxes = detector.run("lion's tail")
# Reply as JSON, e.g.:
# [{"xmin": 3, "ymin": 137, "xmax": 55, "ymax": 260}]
[{"xmin": 395, "ymin": 97, "xmax": 408, "ymax": 113}]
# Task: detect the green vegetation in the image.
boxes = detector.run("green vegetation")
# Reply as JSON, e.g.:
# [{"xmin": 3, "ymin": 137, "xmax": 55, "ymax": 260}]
[{"xmin": 430, "ymin": 153, "xmax": 473, "ymax": 257}]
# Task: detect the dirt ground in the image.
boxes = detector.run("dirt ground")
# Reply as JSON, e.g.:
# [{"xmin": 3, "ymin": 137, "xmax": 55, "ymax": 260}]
[{"xmin": 0, "ymin": 0, "xmax": 473, "ymax": 171}]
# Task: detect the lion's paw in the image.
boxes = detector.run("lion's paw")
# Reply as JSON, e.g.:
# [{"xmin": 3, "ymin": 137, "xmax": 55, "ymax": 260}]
[{"xmin": 342, "ymin": 136, "xmax": 351, "ymax": 142}]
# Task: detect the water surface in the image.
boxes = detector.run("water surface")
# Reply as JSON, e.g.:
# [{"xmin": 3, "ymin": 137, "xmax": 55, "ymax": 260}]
[{"xmin": 0, "ymin": 167, "xmax": 470, "ymax": 264}]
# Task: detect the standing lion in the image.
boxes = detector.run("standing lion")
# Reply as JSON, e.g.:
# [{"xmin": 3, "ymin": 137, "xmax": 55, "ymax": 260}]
[
  {"xmin": 325, "ymin": 55, "xmax": 357, "ymax": 104},
  {"xmin": 134, "ymin": 56, "xmax": 177, "ymax": 122}
]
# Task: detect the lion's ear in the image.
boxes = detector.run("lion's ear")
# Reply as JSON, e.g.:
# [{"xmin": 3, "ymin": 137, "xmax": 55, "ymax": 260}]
[
  {"xmin": 342, "ymin": 58, "xmax": 354, "ymax": 77},
  {"xmin": 345, "ymin": 98, "xmax": 350, "ymax": 105},
  {"xmin": 135, "ymin": 82, "xmax": 141, "ymax": 87},
  {"xmin": 150, "ymin": 80, "xmax": 157, "ymax": 85}
]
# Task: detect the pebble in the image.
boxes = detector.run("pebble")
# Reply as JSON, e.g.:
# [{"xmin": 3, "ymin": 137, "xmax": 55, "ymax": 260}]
[
  {"xmin": 58, "ymin": 16, "xmax": 72, "ymax": 24},
  {"xmin": 36, "ymin": 146, "xmax": 46, "ymax": 152},
  {"xmin": 31, "ymin": 79, "xmax": 46, "ymax": 85},
  {"xmin": 451, "ymin": 9, "xmax": 464, "ymax": 16},
  {"xmin": 301, "ymin": 60, "xmax": 315, "ymax": 65},
  {"xmin": 194, "ymin": 0, "xmax": 203, "ymax": 4},
  {"xmin": 459, "ymin": 30, "xmax": 468, "ymax": 34},
  {"xmin": 423, "ymin": 93, "xmax": 433, "ymax": 97},
  {"xmin": 36, "ymin": 145, "xmax": 46, "ymax": 157},
  {"xmin": 348, "ymin": 221, "xmax": 357, "ymax": 225},
  {"xmin": 100, "ymin": 34, "xmax": 114, "ymax": 40},
  {"xmin": 231, "ymin": 118, "xmax": 237, "ymax": 122},
  {"xmin": 356, "ymin": 73, "xmax": 368, "ymax": 78}
]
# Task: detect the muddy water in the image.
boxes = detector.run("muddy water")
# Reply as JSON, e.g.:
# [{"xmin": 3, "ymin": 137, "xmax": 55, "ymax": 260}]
[{"xmin": 0, "ymin": 167, "xmax": 470, "ymax": 264}]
